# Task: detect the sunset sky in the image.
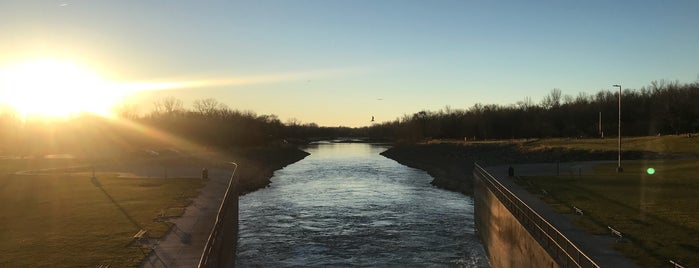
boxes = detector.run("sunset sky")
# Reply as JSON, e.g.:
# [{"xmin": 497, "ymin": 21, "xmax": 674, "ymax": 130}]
[{"xmin": 1, "ymin": 1, "xmax": 698, "ymax": 126}]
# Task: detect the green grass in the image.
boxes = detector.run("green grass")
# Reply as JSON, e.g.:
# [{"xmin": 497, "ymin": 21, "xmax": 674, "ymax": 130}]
[
  {"xmin": 0, "ymin": 172, "xmax": 203, "ymax": 267},
  {"xmin": 525, "ymin": 134, "xmax": 699, "ymax": 155},
  {"xmin": 528, "ymin": 160, "xmax": 698, "ymax": 267}
]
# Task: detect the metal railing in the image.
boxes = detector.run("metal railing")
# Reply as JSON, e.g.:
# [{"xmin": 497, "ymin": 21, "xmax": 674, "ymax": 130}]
[
  {"xmin": 474, "ymin": 163, "xmax": 600, "ymax": 268},
  {"xmin": 198, "ymin": 162, "xmax": 239, "ymax": 268}
]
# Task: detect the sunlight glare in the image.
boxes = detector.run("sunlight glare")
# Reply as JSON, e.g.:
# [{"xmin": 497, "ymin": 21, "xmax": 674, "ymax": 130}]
[{"xmin": 0, "ymin": 58, "xmax": 122, "ymax": 118}]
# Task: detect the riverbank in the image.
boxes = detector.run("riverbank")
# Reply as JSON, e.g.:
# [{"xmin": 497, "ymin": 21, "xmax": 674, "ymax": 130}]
[
  {"xmin": 133, "ymin": 144, "xmax": 309, "ymax": 267},
  {"xmin": 109, "ymin": 144, "xmax": 310, "ymax": 195},
  {"xmin": 230, "ymin": 145, "xmax": 311, "ymax": 195},
  {"xmin": 0, "ymin": 144, "xmax": 310, "ymax": 267},
  {"xmin": 384, "ymin": 137, "xmax": 698, "ymax": 267},
  {"xmin": 235, "ymin": 142, "xmax": 488, "ymax": 267},
  {"xmin": 380, "ymin": 140, "xmax": 666, "ymax": 195}
]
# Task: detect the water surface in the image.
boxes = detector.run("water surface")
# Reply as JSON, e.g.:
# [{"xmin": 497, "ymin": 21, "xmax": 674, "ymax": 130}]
[{"xmin": 236, "ymin": 143, "xmax": 488, "ymax": 267}]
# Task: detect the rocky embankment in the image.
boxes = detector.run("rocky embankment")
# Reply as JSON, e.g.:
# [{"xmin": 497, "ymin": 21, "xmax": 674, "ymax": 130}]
[
  {"xmin": 381, "ymin": 142, "xmax": 663, "ymax": 195},
  {"xmin": 109, "ymin": 144, "xmax": 310, "ymax": 195},
  {"xmin": 231, "ymin": 145, "xmax": 310, "ymax": 195}
]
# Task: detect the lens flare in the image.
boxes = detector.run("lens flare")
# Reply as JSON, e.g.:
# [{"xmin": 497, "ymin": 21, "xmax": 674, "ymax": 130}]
[{"xmin": 646, "ymin": 168, "xmax": 655, "ymax": 175}]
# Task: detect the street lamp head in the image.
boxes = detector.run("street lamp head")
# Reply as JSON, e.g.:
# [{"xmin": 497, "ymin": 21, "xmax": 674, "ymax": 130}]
[{"xmin": 613, "ymin": 84, "xmax": 621, "ymax": 88}]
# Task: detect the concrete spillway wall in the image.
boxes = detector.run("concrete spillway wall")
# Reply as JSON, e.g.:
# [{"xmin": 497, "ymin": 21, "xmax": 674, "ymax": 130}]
[
  {"xmin": 473, "ymin": 164, "xmax": 598, "ymax": 268},
  {"xmin": 474, "ymin": 171, "xmax": 557, "ymax": 268}
]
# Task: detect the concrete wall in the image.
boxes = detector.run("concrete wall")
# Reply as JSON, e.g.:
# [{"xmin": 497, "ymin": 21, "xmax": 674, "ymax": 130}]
[{"xmin": 474, "ymin": 174, "xmax": 558, "ymax": 268}]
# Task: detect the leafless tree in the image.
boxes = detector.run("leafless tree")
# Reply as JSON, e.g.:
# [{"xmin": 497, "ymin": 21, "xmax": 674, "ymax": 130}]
[
  {"xmin": 114, "ymin": 103, "xmax": 139, "ymax": 119},
  {"xmin": 541, "ymin": 88, "xmax": 562, "ymax": 109},
  {"xmin": 193, "ymin": 98, "xmax": 228, "ymax": 116},
  {"xmin": 286, "ymin": 118, "xmax": 301, "ymax": 126},
  {"xmin": 153, "ymin": 96, "xmax": 184, "ymax": 114},
  {"xmin": 516, "ymin": 96, "xmax": 534, "ymax": 111}
]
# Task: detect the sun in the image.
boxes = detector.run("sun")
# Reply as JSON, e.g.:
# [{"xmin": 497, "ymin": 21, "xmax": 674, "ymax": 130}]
[{"xmin": 0, "ymin": 58, "xmax": 121, "ymax": 118}]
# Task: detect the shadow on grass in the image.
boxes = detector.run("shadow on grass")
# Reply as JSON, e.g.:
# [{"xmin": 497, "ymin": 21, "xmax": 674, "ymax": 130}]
[{"xmin": 91, "ymin": 176, "xmax": 142, "ymax": 230}]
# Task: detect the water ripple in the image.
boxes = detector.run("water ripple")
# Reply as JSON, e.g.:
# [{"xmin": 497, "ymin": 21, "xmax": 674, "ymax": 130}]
[{"xmin": 237, "ymin": 143, "xmax": 488, "ymax": 267}]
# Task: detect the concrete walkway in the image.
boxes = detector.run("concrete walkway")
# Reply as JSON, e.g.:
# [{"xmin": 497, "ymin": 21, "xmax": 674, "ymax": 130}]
[
  {"xmin": 485, "ymin": 162, "xmax": 639, "ymax": 268},
  {"xmin": 138, "ymin": 167, "xmax": 234, "ymax": 268}
]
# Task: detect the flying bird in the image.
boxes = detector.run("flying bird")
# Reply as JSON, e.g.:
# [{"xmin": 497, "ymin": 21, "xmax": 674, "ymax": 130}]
[{"xmin": 371, "ymin": 116, "xmax": 375, "ymax": 122}]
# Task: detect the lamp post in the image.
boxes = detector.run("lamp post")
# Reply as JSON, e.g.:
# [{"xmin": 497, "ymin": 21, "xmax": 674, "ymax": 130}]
[{"xmin": 613, "ymin": 84, "xmax": 622, "ymax": 173}]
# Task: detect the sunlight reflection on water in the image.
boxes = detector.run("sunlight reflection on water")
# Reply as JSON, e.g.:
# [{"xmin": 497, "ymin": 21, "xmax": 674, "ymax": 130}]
[{"xmin": 237, "ymin": 143, "xmax": 488, "ymax": 267}]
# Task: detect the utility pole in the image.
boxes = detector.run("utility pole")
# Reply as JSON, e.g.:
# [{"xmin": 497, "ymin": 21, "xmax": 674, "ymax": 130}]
[
  {"xmin": 613, "ymin": 84, "xmax": 622, "ymax": 173},
  {"xmin": 599, "ymin": 112, "xmax": 604, "ymax": 139}
]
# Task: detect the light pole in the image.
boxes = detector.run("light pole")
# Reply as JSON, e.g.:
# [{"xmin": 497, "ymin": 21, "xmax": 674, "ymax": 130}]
[
  {"xmin": 613, "ymin": 84, "xmax": 622, "ymax": 173},
  {"xmin": 599, "ymin": 111, "xmax": 604, "ymax": 139}
]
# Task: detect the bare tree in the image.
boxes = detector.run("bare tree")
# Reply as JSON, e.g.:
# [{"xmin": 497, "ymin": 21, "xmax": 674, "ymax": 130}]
[
  {"xmin": 285, "ymin": 118, "xmax": 301, "ymax": 126},
  {"xmin": 114, "ymin": 103, "xmax": 139, "ymax": 119},
  {"xmin": 516, "ymin": 96, "xmax": 534, "ymax": 111},
  {"xmin": 193, "ymin": 98, "xmax": 227, "ymax": 116},
  {"xmin": 153, "ymin": 97, "xmax": 184, "ymax": 114},
  {"xmin": 575, "ymin": 92, "xmax": 591, "ymax": 104},
  {"xmin": 541, "ymin": 88, "xmax": 562, "ymax": 109},
  {"xmin": 563, "ymin": 94, "xmax": 574, "ymax": 104}
]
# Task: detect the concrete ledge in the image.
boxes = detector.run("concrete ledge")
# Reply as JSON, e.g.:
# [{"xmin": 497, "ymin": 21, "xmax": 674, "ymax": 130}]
[{"xmin": 475, "ymin": 162, "xmax": 638, "ymax": 268}]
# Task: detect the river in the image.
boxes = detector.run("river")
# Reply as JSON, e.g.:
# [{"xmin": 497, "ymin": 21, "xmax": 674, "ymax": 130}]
[{"xmin": 236, "ymin": 143, "xmax": 488, "ymax": 267}]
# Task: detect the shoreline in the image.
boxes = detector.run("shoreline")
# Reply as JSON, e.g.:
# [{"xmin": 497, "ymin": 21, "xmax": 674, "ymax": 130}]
[
  {"xmin": 230, "ymin": 145, "xmax": 310, "ymax": 195},
  {"xmin": 380, "ymin": 141, "xmax": 668, "ymax": 195},
  {"xmin": 139, "ymin": 144, "xmax": 310, "ymax": 267},
  {"xmin": 101, "ymin": 145, "xmax": 311, "ymax": 195}
]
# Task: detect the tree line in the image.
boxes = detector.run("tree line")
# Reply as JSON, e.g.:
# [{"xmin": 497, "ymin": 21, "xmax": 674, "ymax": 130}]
[
  {"xmin": 0, "ymin": 78, "xmax": 698, "ymax": 156},
  {"xmin": 0, "ymin": 97, "xmax": 364, "ymax": 156},
  {"xmin": 367, "ymin": 79, "xmax": 699, "ymax": 141}
]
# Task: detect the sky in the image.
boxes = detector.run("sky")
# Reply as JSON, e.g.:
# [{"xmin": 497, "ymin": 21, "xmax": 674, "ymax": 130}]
[{"xmin": 0, "ymin": 0, "xmax": 698, "ymax": 127}]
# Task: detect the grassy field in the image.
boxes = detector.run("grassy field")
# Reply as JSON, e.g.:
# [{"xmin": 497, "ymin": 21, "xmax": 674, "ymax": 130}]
[
  {"xmin": 527, "ymin": 159, "xmax": 698, "ymax": 267},
  {"xmin": 0, "ymin": 157, "xmax": 85, "ymax": 174},
  {"xmin": 0, "ymin": 170, "xmax": 203, "ymax": 267},
  {"xmin": 524, "ymin": 134, "xmax": 699, "ymax": 155},
  {"xmin": 418, "ymin": 135, "xmax": 698, "ymax": 266},
  {"xmin": 429, "ymin": 134, "xmax": 699, "ymax": 155}
]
